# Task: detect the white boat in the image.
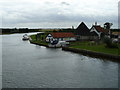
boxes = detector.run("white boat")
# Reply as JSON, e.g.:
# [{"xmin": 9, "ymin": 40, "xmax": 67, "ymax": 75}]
[
  {"xmin": 22, "ymin": 34, "xmax": 29, "ymax": 40},
  {"xmin": 48, "ymin": 41, "xmax": 69, "ymax": 48}
]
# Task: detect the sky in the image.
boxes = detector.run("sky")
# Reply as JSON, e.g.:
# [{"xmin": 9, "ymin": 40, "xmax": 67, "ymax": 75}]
[{"xmin": 0, "ymin": 0, "xmax": 119, "ymax": 29}]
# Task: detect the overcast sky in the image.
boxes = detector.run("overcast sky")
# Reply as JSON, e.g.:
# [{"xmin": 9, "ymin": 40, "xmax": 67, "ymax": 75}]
[{"xmin": 0, "ymin": 0, "xmax": 119, "ymax": 28}]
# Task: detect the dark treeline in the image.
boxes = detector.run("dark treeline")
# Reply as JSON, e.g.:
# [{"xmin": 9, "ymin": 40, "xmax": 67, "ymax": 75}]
[
  {"xmin": 1, "ymin": 28, "xmax": 75, "ymax": 34},
  {"xmin": 1, "ymin": 28, "xmax": 41, "ymax": 34},
  {"xmin": 0, "ymin": 28, "xmax": 120, "ymax": 34},
  {"xmin": 111, "ymin": 29, "xmax": 120, "ymax": 32},
  {"xmin": 52, "ymin": 28, "xmax": 75, "ymax": 33}
]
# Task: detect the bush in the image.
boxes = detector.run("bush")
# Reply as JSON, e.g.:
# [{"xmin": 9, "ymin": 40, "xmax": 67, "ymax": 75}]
[
  {"xmin": 103, "ymin": 37, "xmax": 118, "ymax": 48},
  {"xmin": 110, "ymin": 43, "xmax": 118, "ymax": 48}
]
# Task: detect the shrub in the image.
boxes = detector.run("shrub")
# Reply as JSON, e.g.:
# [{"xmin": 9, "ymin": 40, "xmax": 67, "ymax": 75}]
[
  {"xmin": 103, "ymin": 37, "xmax": 118, "ymax": 48},
  {"xmin": 110, "ymin": 43, "xmax": 118, "ymax": 48}
]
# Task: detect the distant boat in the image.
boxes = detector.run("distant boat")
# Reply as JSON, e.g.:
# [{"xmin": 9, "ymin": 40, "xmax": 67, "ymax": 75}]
[{"xmin": 22, "ymin": 34, "xmax": 29, "ymax": 40}]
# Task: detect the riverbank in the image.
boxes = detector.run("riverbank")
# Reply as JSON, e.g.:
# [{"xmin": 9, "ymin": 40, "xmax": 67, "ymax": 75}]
[
  {"xmin": 29, "ymin": 40, "xmax": 48, "ymax": 47},
  {"xmin": 62, "ymin": 47, "xmax": 120, "ymax": 62},
  {"xmin": 29, "ymin": 34, "xmax": 120, "ymax": 61},
  {"xmin": 29, "ymin": 34, "xmax": 49, "ymax": 47},
  {"xmin": 30, "ymin": 38, "xmax": 120, "ymax": 61},
  {"xmin": 69, "ymin": 41, "xmax": 120, "ymax": 56}
]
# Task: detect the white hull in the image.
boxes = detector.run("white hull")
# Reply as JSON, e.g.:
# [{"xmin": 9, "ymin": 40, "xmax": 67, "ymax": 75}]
[{"xmin": 22, "ymin": 34, "xmax": 29, "ymax": 40}]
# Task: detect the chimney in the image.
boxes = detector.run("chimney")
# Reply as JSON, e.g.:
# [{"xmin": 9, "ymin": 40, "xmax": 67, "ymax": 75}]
[
  {"xmin": 72, "ymin": 26, "xmax": 74, "ymax": 29},
  {"xmin": 95, "ymin": 22, "xmax": 97, "ymax": 26}
]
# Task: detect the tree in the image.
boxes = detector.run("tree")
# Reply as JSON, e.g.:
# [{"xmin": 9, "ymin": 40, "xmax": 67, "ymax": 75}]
[
  {"xmin": 104, "ymin": 22, "xmax": 113, "ymax": 38},
  {"xmin": 103, "ymin": 37, "xmax": 118, "ymax": 48},
  {"xmin": 104, "ymin": 22, "xmax": 113, "ymax": 30}
]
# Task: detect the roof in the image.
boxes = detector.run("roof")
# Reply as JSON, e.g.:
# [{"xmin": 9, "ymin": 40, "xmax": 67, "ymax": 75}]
[
  {"xmin": 92, "ymin": 25, "xmax": 109, "ymax": 33},
  {"xmin": 76, "ymin": 22, "xmax": 91, "ymax": 36},
  {"xmin": 51, "ymin": 32, "xmax": 75, "ymax": 38}
]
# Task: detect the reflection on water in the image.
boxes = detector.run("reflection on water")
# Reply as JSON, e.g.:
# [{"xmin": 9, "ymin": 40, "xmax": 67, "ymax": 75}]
[{"xmin": 2, "ymin": 33, "xmax": 118, "ymax": 88}]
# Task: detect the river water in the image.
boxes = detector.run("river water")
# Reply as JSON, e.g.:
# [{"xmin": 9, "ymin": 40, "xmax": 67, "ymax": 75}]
[{"xmin": 2, "ymin": 33, "xmax": 119, "ymax": 88}]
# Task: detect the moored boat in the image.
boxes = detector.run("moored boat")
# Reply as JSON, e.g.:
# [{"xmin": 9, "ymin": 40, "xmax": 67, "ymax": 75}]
[
  {"xmin": 22, "ymin": 34, "xmax": 29, "ymax": 40},
  {"xmin": 48, "ymin": 41, "xmax": 69, "ymax": 48}
]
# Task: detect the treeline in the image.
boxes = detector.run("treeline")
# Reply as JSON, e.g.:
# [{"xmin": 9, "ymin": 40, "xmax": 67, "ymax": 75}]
[
  {"xmin": 46, "ymin": 28, "xmax": 75, "ymax": 33},
  {"xmin": 111, "ymin": 29, "xmax": 120, "ymax": 32},
  {"xmin": 57, "ymin": 28, "xmax": 75, "ymax": 33},
  {"xmin": 1, "ymin": 28, "xmax": 120, "ymax": 34},
  {"xmin": 1, "ymin": 28, "xmax": 41, "ymax": 34},
  {"xmin": 1, "ymin": 28, "xmax": 75, "ymax": 34}
]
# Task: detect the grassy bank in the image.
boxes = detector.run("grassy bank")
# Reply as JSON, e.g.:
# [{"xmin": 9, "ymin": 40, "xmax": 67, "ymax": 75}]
[
  {"xmin": 29, "ymin": 34, "xmax": 48, "ymax": 46},
  {"xmin": 69, "ymin": 41, "xmax": 120, "ymax": 56},
  {"xmin": 30, "ymin": 33, "xmax": 120, "ymax": 56}
]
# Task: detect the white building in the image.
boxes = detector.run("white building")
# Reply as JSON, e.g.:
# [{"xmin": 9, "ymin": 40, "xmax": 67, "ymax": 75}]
[
  {"xmin": 46, "ymin": 32, "xmax": 76, "ymax": 42},
  {"xmin": 90, "ymin": 25, "xmax": 109, "ymax": 39}
]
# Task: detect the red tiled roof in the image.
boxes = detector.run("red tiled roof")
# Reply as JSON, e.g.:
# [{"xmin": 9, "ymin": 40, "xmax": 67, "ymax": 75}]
[
  {"xmin": 93, "ymin": 25, "xmax": 109, "ymax": 33},
  {"xmin": 51, "ymin": 32, "xmax": 75, "ymax": 38}
]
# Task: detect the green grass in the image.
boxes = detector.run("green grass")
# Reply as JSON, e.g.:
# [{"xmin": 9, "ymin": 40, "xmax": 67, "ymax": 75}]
[
  {"xmin": 69, "ymin": 41, "xmax": 120, "ymax": 56},
  {"xmin": 30, "ymin": 34, "xmax": 48, "ymax": 46}
]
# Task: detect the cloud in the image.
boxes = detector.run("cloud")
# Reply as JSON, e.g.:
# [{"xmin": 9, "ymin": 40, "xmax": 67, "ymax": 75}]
[
  {"xmin": 0, "ymin": 0, "xmax": 119, "ymax": 28},
  {"xmin": 61, "ymin": 2, "xmax": 70, "ymax": 5}
]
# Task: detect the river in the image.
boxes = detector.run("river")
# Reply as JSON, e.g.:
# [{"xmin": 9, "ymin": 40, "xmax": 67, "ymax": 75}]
[{"xmin": 2, "ymin": 33, "xmax": 118, "ymax": 88}]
